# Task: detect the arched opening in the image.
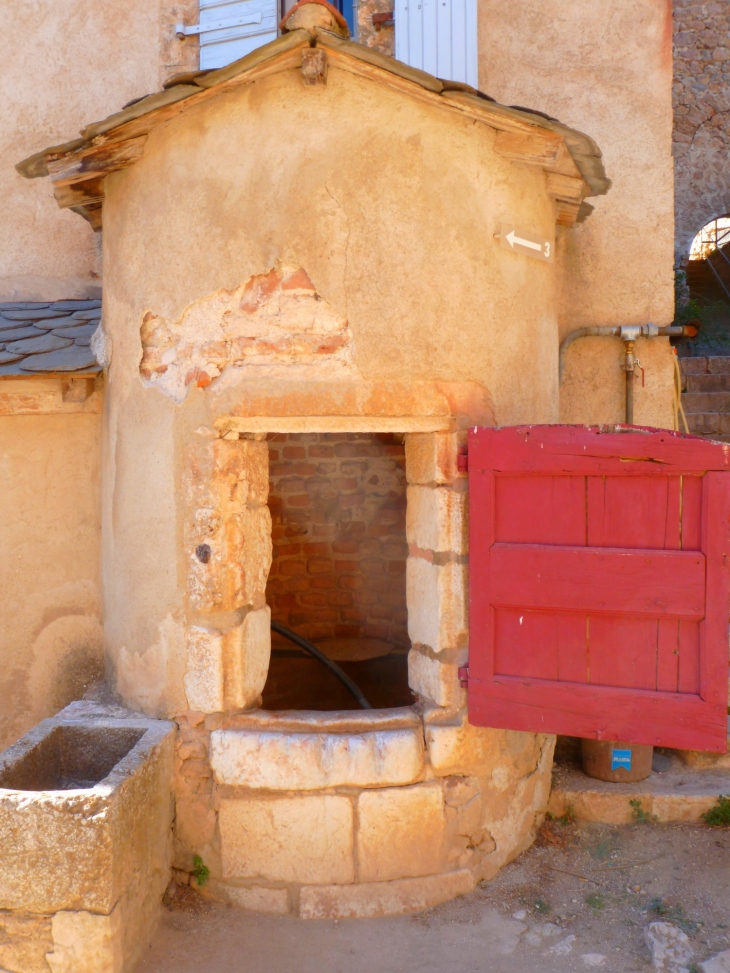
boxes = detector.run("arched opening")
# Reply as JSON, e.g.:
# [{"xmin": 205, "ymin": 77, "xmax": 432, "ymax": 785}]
[
  {"xmin": 687, "ymin": 216, "xmax": 730, "ymax": 303},
  {"xmin": 680, "ymin": 216, "xmax": 730, "ymax": 355}
]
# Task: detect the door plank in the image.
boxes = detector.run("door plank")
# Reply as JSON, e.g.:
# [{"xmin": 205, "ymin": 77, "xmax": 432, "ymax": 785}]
[{"xmin": 489, "ymin": 543, "xmax": 706, "ymax": 617}]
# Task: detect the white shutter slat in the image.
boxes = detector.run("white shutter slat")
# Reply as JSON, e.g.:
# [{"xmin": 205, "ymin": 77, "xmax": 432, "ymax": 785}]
[
  {"xmin": 199, "ymin": 0, "xmax": 278, "ymax": 70},
  {"xmin": 395, "ymin": 0, "xmax": 476, "ymax": 88}
]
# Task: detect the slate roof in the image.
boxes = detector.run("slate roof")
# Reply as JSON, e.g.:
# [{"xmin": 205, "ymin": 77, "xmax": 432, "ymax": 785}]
[{"xmin": 0, "ymin": 300, "xmax": 101, "ymax": 376}]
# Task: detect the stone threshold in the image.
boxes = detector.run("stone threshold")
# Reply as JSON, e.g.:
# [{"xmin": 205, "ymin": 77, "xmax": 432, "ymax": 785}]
[{"xmin": 222, "ymin": 706, "xmax": 421, "ymax": 733}]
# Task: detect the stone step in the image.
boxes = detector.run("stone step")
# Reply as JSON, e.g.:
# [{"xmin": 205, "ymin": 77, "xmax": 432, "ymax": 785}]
[
  {"xmin": 679, "ymin": 357, "xmax": 730, "ymax": 376},
  {"xmin": 685, "ymin": 412, "xmax": 729, "ymax": 436},
  {"xmin": 681, "ymin": 391, "xmax": 730, "ymax": 413},
  {"xmin": 548, "ymin": 763, "xmax": 730, "ymax": 824},
  {"xmin": 684, "ymin": 374, "xmax": 730, "ymax": 392}
]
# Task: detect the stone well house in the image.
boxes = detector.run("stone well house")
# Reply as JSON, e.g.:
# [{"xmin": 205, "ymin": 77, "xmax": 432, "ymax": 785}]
[{"xmin": 2, "ymin": 0, "xmax": 724, "ymax": 965}]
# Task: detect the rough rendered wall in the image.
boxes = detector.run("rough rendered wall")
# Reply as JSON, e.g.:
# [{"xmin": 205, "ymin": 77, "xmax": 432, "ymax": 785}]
[
  {"xmin": 477, "ymin": 0, "xmax": 676, "ymax": 426},
  {"xmin": 267, "ymin": 433, "xmax": 408, "ymax": 649},
  {"xmin": 0, "ymin": 0, "xmax": 197, "ymax": 301},
  {"xmin": 673, "ymin": 0, "xmax": 730, "ymax": 262},
  {"xmin": 100, "ymin": 63, "xmax": 560, "ymax": 715},
  {"xmin": 0, "ymin": 411, "xmax": 102, "ymax": 749}
]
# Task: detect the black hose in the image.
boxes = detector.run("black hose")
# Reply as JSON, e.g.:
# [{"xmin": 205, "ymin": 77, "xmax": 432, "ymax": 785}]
[{"xmin": 270, "ymin": 620, "xmax": 373, "ymax": 710}]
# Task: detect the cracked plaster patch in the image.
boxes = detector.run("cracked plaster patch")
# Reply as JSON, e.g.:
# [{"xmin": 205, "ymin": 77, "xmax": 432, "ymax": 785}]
[{"xmin": 139, "ymin": 266, "xmax": 354, "ymax": 402}]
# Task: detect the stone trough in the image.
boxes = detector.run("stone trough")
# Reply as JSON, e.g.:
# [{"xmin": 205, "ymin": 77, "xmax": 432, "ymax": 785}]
[{"xmin": 0, "ymin": 703, "xmax": 175, "ymax": 973}]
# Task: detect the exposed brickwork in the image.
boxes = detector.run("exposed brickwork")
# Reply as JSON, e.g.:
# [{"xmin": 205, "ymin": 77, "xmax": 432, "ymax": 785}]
[
  {"xmin": 679, "ymin": 355, "xmax": 730, "ymax": 441},
  {"xmin": 266, "ymin": 433, "xmax": 409, "ymax": 648},
  {"xmin": 673, "ymin": 0, "xmax": 730, "ymax": 261}
]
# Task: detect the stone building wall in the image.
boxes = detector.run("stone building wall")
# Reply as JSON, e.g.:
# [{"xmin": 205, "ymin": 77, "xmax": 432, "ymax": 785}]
[
  {"xmin": 266, "ymin": 432, "xmax": 408, "ymax": 649},
  {"xmin": 673, "ymin": 0, "xmax": 730, "ymax": 262}
]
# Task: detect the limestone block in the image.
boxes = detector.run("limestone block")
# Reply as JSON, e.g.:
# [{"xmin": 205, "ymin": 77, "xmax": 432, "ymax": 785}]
[
  {"xmin": 224, "ymin": 606, "xmax": 271, "ymax": 709},
  {"xmin": 426, "ymin": 722, "xmax": 546, "ymax": 778},
  {"xmin": 221, "ymin": 884, "xmax": 291, "ymax": 914},
  {"xmin": 442, "ymin": 776, "xmax": 480, "ymax": 807},
  {"xmin": 456, "ymin": 795, "xmax": 484, "ymax": 837},
  {"xmin": 184, "ymin": 626, "xmax": 224, "ymax": 713},
  {"xmin": 186, "ymin": 438, "xmax": 272, "ymax": 613},
  {"xmin": 211, "ymin": 726, "xmax": 424, "ymax": 789},
  {"xmin": 652, "ymin": 794, "xmax": 719, "ymax": 823},
  {"xmin": 406, "ymin": 557, "xmax": 467, "ymax": 652},
  {"xmin": 408, "ymin": 648, "xmax": 464, "ymax": 708},
  {"xmin": 405, "ymin": 433, "xmax": 459, "ymax": 485},
  {"xmin": 356, "ymin": 782, "xmax": 446, "ymax": 882},
  {"xmin": 299, "ymin": 868, "xmax": 476, "ymax": 919},
  {"xmin": 0, "ymin": 913, "xmax": 53, "ymax": 973},
  {"xmin": 219, "ymin": 795, "xmax": 354, "ymax": 884},
  {"xmin": 46, "ymin": 906, "xmax": 123, "ymax": 973},
  {"xmin": 406, "ymin": 486, "xmax": 467, "ymax": 554}
]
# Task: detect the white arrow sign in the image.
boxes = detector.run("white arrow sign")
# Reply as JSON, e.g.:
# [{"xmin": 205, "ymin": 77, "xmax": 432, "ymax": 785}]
[{"xmin": 497, "ymin": 224, "xmax": 553, "ymax": 262}]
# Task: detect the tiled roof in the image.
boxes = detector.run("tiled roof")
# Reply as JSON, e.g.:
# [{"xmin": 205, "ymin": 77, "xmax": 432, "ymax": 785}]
[{"xmin": 0, "ymin": 300, "xmax": 101, "ymax": 376}]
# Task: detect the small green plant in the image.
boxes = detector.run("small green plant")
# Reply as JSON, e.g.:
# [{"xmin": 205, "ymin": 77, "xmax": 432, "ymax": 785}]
[
  {"xmin": 534, "ymin": 899, "xmax": 550, "ymax": 914},
  {"xmin": 702, "ymin": 795, "xmax": 730, "ymax": 827},
  {"xmin": 629, "ymin": 799, "xmax": 658, "ymax": 824},
  {"xmin": 589, "ymin": 837, "xmax": 615, "ymax": 861},
  {"xmin": 192, "ymin": 854, "xmax": 210, "ymax": 887},
  {"xmin": 647, "ymin": 898, "xmax": 699, "ymax": 933},
  {"xmin": 585, "ymin": 893, "xmax": 605, "ymax": 910},
  {"xmin": 555, "ymin": 804, "xmax": 576, "ymax": 826}
]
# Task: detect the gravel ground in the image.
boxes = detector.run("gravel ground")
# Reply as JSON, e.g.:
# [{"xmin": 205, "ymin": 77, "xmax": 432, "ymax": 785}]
[{"xmin": 135, "ymin": 818, "xmax": 730, "ymax": 973}]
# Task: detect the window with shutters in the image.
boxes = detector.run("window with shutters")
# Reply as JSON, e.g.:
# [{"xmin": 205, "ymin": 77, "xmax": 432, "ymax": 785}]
[
  {"xmin": 394, "ymin": 0, "xmax": 477, "ymax": 87},
  {"xmin": 194, "ymin": 0, "xmax": 356, "ymax": 68}
]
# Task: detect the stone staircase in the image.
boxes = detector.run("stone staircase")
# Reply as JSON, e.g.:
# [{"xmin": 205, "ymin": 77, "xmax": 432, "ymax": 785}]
[{"xmin": 679, "ymin": 356, "xmax": 730, "ymax": 443}]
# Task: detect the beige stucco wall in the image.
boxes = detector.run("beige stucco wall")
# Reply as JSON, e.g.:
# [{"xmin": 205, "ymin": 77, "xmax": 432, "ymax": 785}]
[
  {"xmin": 99, "ymin": 64, "xmax": 561, "ymax": 714},
  {"xmin": 478, "ymin": 0, "xmax": 676, "ymax": 427},
  {"xmin": 0, "ymin": 0, "xmax": 196, "ymax": 301},
  {"xmin": 0, "ymin": 404, "xmax": 102, "ymax": 749}
]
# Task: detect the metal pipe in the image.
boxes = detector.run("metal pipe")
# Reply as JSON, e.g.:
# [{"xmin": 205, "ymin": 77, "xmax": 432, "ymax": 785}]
[
  {"xmin": 270, "ymin": 620, "xmax": 373, "ymax": 709},
  {"xmin": 559, "ymin": 324, "xmax": 698, "ymax": 425},
  {"xmin": 624, "ymin": 340, "xmax": 635, "ymax": 424}
]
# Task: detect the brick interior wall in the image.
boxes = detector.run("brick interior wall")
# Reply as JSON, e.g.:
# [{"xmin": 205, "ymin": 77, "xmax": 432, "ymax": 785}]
[
  {"xmin": 266, "ymin": 432, "xmax": 409, "ymax": 649},
  {"xmin": 673, "ymin": 0, "xmax": 730, "ymax": 261}
]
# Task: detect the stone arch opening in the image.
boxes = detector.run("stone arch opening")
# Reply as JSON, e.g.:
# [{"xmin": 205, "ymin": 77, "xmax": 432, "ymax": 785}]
[
  {"xmin": 687, "ymin": 215, "xmax": 730, "ymax": 304},
  {"xmin": 263, "ymin": 431, "xmax": 411, "ymax": 710}
]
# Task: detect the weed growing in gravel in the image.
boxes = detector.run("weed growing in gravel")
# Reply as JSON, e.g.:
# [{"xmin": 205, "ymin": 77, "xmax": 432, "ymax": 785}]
[
  {"xmin": 647, "ymin": 898, "xmax": 699, "ymax": 933},
  {"xmin": 534, "ymin": 899, "xmax": 551, "ymax": 914},
  {"xmin": 590, "ymin": 837, "xmax": 616, "ymax": 861},
  {"xmin": 585, "ymin": 893, "xmax": 606, "ymax": 911},
  {"xmin": 702, "ymin": 795, "xmax": 730, "ymax": 827}
]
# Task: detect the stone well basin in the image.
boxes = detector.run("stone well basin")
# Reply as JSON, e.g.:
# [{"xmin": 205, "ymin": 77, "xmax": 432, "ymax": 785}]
[{"xmin": 0, "ymin": 703, "xmax": 175, "ymax": 973}]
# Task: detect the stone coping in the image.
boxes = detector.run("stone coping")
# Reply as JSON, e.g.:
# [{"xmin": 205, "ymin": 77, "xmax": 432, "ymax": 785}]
[{"xmin": 222, "ymin": 706, "xmax": 422, "ymax": 734}]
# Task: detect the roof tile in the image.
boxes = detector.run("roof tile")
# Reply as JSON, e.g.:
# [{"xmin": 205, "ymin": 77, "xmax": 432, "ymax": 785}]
[{"xmin": 0, "ymin": 300, "xmax": 101, "ymax": 375}]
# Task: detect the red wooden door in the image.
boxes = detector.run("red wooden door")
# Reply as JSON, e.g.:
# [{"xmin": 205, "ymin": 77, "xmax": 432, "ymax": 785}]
[{"xmin": 467, "ymin": 426, "xmax": 730, "ymax": 751}]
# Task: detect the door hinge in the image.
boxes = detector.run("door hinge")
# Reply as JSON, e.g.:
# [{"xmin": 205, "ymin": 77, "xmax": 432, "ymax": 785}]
[
  {"xmin": 372, "ymin": 11, "xmax": 394, "ymax": 29},
  {"xmin": 457, "ymin": 449, "xmax": 468, "ymax": 473},
  {"xmin": 176, "ymin": 14, "xmax": 262, "ymax": 37},
  {"xmin": 458, "ymin": 666, "xmax": 469, "ymax": 688}
]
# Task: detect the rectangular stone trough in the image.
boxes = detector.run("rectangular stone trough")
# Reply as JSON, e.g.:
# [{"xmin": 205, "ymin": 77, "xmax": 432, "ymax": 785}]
[{"xmin": 0, "ymin": 703, "xmax": 175, "ymax": 973}]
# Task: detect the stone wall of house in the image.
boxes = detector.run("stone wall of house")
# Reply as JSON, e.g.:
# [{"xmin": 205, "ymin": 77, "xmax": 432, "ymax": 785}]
[
  {"xmin": 266, "ymin": 432, "xmax": 408, "ymax": 649},
  {"xmin": 673, "ymin": 0, "xmax": 730, "ymax": 263},
  {"xmin": 0, "ymin": 380, "xmax": 103, "ymax": 750}
]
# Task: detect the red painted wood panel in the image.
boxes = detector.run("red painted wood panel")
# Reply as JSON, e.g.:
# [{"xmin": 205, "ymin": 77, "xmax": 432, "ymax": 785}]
[
  {"xmin": 467, "ymin": 425, "xmax": 730, "ymax": 752},
  {"xmin": 489, "ymin": 543, "xmax": 705, "ymax": 618}
]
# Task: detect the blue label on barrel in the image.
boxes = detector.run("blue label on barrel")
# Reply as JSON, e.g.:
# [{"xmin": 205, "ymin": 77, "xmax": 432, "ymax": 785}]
[{"xmin": 611, "ymin": 749, "xmax": 632, "ymax": 771}]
